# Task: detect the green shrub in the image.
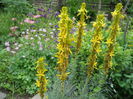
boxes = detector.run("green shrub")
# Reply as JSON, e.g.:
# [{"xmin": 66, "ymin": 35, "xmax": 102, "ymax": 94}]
[
  {"xmin": 0, "ymin": 36, "xmax": 57, "ymax": 94},
  {"xmin": 0, "ymin": 0, "xmax": 34, "ymax": 14},
  {"xmin": 0, "ymin": 12, "xmax": 13, "ymax": 35},
  {"xmin": 110, "ymin": 48, "xmax": 133, "ymax": 99}
]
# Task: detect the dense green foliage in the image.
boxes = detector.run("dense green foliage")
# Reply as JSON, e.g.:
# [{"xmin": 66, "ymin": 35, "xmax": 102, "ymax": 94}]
[
  {"xmin": 65, "ymin": 0, "xmax": 133, "ymax": 20},
  {"xmin": 111, "ymin": 48, "xmax": 133, "ymax": 99},
  {"xmin": 0, "ymin": 0, "xmax": 34, "ymax": 14}
]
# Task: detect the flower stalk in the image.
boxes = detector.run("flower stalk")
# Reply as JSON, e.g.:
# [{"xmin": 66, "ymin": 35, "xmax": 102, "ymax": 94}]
[
  {"xmin": 104, "ymin": 3, "xmax": 124, "ymax": 74},
  {"xmin": 56, "ymin": 7, "xmax": 73, "ymax": 82},
  {"xmin": 88, "ymin": 14, "xmax": 105, "ymax": 77},
  {"xmin": 36, "ymin": 57, "xmax": 48, "ymax": 99},
  {"xmin": 76, "ymin": 3, "xmax": 87, "ymax": 53}
]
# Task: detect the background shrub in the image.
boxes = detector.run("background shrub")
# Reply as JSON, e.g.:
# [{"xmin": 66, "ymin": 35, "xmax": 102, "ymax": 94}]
[{"xmin": 0, "ymin": 0, "xmax": 34, "ymax": 14}]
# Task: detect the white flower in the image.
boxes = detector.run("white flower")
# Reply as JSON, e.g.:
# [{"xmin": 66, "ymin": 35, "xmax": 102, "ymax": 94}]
[
  {"xmin": 42, "ymin": 29, "xmax": 47, "ymax": 32},
  {"xmin": 45, "ymin": 38, "xmax": 50, "ymax": 41},
  {"xmin": 5, "ymin": 42, "xmax": 10, "ymax": 46},
  {"xmin": 35, "ymin": 34, "xmax": 38, "ymax": 37},
  {"xmin": 43, "ymin": 34, "xmax": 46, "ymax": 36},
  {"xmin": 6, "ymin": 47, "xmax": 10, "ymax": 51},
  {"xmin": 11, "ymin": 51, "xmax": 16, "ymax": 54},
  {"xmin": 26, "ymin": 29, "xmax": 29, "ymax": 32},
  {"xmin": 72, "ymin": 17, "xmax": 76, "ymax": 21},
  {"xmin": 39, "ymin": 28, "xmax": 43, "ymax": 31},
  {"xmin": 22, "ymin": 32, "xmax": 25, "ymax": 34},
  {"xmin": 37, "ymin": 41, "xmax": 41, "ymax": 44},
  {"xmin": 22, "ymin": 56, "xmax": 26, "ymax": 58},
  {"xmin": 31, "ymin": 30, "xmax": 36, "ymax": 32},
  {"xmin": 30, "ymin": 37, "xmax": 34, "ymax": 40},
  {"xmin": 50, "ymin": 32, "xmax": 54, "ymax": 34},
  {"xmin": 15, "ymin": 47, "xmax": 19, "ymax": 50},
  {"xmin": 49, "ymin": 23, "xmax": 52, "ymax": 25},
  {"xmin": 51, "ymin": 35, "xmax": 54, "ymax": 38},
  {"xmin": 18, "ymin": 44, "xmax": 23, "ymax": 47},
  {"xmin": 14, "ymin": 43, "xmax": 18, "ymax": 46},
  {"xmin": 53, "ymin": 29, "xmax": 56, "ymax": 31}
]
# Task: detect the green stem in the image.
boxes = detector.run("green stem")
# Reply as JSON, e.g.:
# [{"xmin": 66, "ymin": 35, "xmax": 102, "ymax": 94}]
[{"xmin": 61, "ymin": 81, "xmax": 65, "ymax": 98}]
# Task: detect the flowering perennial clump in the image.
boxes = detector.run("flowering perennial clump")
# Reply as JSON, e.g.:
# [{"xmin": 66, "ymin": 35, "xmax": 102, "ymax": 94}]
[
  {"xmin": 104, "ymin": 3, "xmax": 124, "ymax": 74},
  {"xmin": 56, "ymin": 7, "xmax": 73, "ymax": 81},
  {"xmin": 36, "ymin": 57, "xmax": 48, "ymax": 99},
  {"xmin": 76, "ymin": 2, "xmax": 87, "ymax": 53},
  {"xmin": 88, "ymin": 14, "xmax": 105, "ymax": 77}
]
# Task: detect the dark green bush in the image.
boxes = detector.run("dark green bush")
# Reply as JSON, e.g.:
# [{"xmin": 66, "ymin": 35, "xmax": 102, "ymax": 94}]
[{"xmin": 111, "ymin": 48, "xmax": 133, "ymax": 99}]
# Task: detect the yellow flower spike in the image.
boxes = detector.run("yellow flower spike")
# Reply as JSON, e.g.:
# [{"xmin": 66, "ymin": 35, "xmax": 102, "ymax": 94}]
[
  {"xmin": 104, "ymin": 3, "xmax": 124, "ymax": 74},
  {"xmin": 35, "ymin": 57, "xmax": 48, "ymax": 99},
  {"xmin": 76, "ymin": 3, "xmax": 88, "ymax": 53},
  {"xmin": 87, "ymin": 14, "xmax": 105, "ymax": 77},
  {"xmin": 56, "ymin": 7, "xmax": 73, "ymax": 82}
]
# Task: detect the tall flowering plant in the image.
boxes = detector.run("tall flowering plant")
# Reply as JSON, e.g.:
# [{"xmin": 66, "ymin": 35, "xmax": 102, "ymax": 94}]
[
  {"xmin": 88, "ymin": 14, "xmax": 105, "ymax": 77},
  {"xmin": 76, "ymin": 3, "xmax": 87, "ymax": 53},
  {"xmin": 36, "ymin": 57, "xmax": 48, "ymax": 99},
  {"xmin": 104, "ymin": 3, "xmax": 124, "ymax": 74},
  {"xmin": 56, "ymin": 7, "xmax": 73, "ymax": 82}
]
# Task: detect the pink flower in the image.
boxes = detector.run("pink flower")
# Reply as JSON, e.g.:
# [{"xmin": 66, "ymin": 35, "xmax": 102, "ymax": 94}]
[
  {"xmin": 33, "ymin": 15, "xmax": 41, "ymax": 18},
  {"xmin": 24, "ymin": 18, "xmax": 35, "ymax": 24},
  {"xmin": 24, "ymin": 18, "xmax": 30, "ymax": 22},
  {"xmin": 12, "ymin": 18, "xmax": 17, "ymax": 21},
  {"xmin": 28, "ymin": 20, "xmax": 35, "ymax": 24}
]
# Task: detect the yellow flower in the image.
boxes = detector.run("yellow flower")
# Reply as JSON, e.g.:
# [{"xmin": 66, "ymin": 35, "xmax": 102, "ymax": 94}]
[
  {"xmin": 106, "ymin": 38, "xmax": 113, "ymax": 45},
  {"xmin": 98, "ymin": 34, "xmax": 103, "ymax": 41},
  {"xmin": 36, "ymin": 80, "xmax": 41, "ymax": 87},
  {"xmin": 95, "ymin": 48, "xmax": 102, "ymax": 53},
  {"xmin": 91, "ymin": 38, "xmax": 100, "ymax": 44},
  {"xmin": 36, "ymin": 73, "xmax": 44, "ymax": 77},
  {"xmin": 109, "ymin": 51, "xmax": 114, "ymax": 57},
  {"xmin": 93, "ymin": 62, "xmax": 97, "ymax": 67}
]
